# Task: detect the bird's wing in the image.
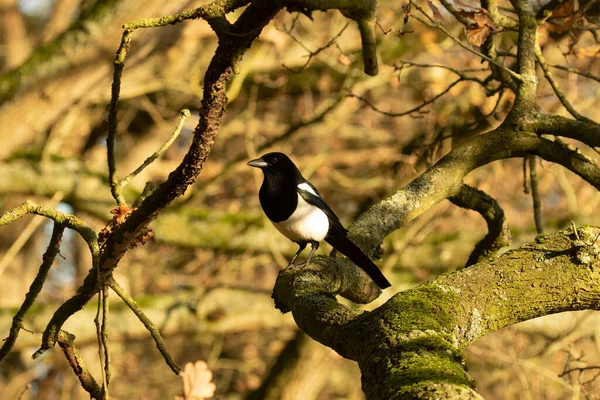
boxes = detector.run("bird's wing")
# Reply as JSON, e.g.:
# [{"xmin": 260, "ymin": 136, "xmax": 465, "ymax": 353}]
[{"xmin": 297, "ymin": 182, "xmax": 347, "ymax": 234}]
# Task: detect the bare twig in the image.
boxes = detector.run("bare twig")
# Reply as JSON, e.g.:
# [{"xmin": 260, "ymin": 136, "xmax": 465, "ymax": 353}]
[
  {"xmin": 347, "ymin": 78, "xmax": 464, "ymax": 118},
  {"xmin": 529, "ymin": 156, "xmax": 544, "ymax": 233},
  {"xmin": 523, "ymin": 157, "xmax": 530, "ymax": 193},
  {"xmin": 375, "ymin": 1, "xmax": 414, "ymax": 35},
  {"xmin": 94, "ymin": 290, "xmax": 108, "ymax": 399},
  {"xmin": 108, "ymin": 276, "xmax": 181, "ymax": 374},
  {"xmin": 102, "ymin": 286, "xmax": 111, "ymax": 386},
  {"xmin": 394, "ymin": 60, "xmax": 494, "ymax": 93},
  {"xmin": 549, "ymin": 64, "xmax": 600, "ymax": 84},
  {"xmin": 107, "ymin": 29, "xmax": 133, "ymax": 207},
  {"xmin": 0, "ymin": 223, "xmax": 65, "ymax": 362},
  {"xmin": 119, "ymin": 109, "xmax": 191, "ymax": 188},
  {"xmin": 535, "ymin": 45, "xmax": 598, "ymax": 125},
  {"xmin": 410, "ymin": 2, "xmax": 522, "ymax": 82},
  {"xmin": 280, "ymin": 22, "xmax": 350, "ymax": 73},
  {"xmin": 57, "ymin": 330, "xmax": 104, "ymax": 399}
]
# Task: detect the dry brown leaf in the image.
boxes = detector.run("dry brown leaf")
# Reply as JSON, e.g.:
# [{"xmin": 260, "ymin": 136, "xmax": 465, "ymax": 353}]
[
  {"xmin": 473, "ymin": 11, "xmax": 493, "ymax": 28},
  {"xmin": 453, "ymin": 8, "xmax": 495, "ymax": 46},
  {"xmin": 426, "ymin": 0, "xmax": 447, "ymax": 24},
  {"xmin": 466, "ymin": 25, "xmax": 492, "ymax": 46},
  {"xmin": 178, "ymin": 361, "xmax": 216, "ymax": 400}
]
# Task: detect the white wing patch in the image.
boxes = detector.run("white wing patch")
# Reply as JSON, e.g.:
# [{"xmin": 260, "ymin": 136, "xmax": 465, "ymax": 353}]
[
  {"xmin": 298, "ymin": 182, "xmax": 317, "ymax": 195},
  {"xmin": 272, "ymin": 186, "xmax": 329, "ymax": 242}
]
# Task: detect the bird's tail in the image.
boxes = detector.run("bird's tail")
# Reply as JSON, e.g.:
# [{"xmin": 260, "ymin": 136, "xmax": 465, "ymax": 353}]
[{"xmin": 326, "ymin": 230, "xmax": 391, "ymax": 289}]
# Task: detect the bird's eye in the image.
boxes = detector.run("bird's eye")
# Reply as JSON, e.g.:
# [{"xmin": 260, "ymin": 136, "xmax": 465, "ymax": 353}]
[{"xmin": 272, "ymin": 157, "xmax": 278, "ymax": 163}]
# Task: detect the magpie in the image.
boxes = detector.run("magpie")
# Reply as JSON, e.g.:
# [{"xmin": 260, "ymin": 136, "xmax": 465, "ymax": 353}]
[{"xmin": 248, "ymin": 152, "xmax": 391, "ymax": 289}]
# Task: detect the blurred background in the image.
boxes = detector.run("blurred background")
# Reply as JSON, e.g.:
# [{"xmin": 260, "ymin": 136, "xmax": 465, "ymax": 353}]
[{"xmin": 0, "ymin": 0, "xmax": 599, "ymax": 398}]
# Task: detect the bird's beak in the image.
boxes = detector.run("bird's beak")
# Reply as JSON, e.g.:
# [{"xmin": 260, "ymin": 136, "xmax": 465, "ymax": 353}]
[{"xmin": 247, "ymin": 158, "xmax": 269, "ymax": 168}]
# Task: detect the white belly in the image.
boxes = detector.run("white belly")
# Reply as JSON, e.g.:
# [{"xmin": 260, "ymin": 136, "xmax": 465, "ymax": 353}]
[{"xmin": 272, "ymin": 193, "xmax": 329, "ymax": 243}]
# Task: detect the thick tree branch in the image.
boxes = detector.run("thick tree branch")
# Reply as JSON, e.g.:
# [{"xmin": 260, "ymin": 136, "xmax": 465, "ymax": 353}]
[
  {"xmin": 274, "ymin": 225, "xmax": 600, "ymax": 398},
  {"xmin": 507, "ymin": 0, "xmax": 538, "ymax": 115},
  {"xmin": 348, "ymin": 128, "xmax": 600, "ymax": 255},
  {"xmin": 533, "ymin": 114, "xmax": 600, "ymax": 147}
]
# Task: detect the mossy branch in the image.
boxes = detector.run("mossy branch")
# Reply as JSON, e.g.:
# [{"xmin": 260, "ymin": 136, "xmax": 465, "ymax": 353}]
[{"xmin": 273, "ymin": 226, "xmax": 600, "ymax": 397}]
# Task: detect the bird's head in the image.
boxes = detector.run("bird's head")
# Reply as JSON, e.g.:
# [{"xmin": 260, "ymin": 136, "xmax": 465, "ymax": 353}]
[
  {"xmin": 248, "ymin": 152, "xmax": 303, "ymax": 183},
  {"xmin": 247, "ymin": 152, "xmax": 294, "ymax": 171}
]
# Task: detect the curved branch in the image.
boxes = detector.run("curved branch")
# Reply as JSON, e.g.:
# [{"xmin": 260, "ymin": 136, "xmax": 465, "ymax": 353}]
[
  {"xmin": 349, "ymin": 128, "xmax": 600, "ymax": 254},
  {"xmin": 348, "ymin": 78, "xmax": 465, "ymax": 118},
  {"xmin": 449, "ymin": 184, "xmax": 511, "ymax": 266},
  {"xmin": 0, "ymin": 200, "xmax": 99, "ymax": 255}
]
